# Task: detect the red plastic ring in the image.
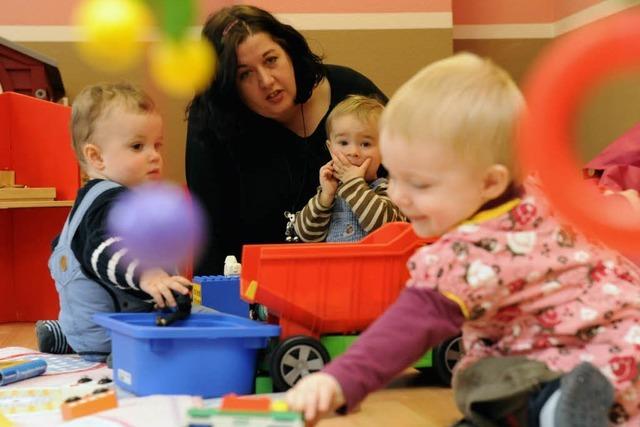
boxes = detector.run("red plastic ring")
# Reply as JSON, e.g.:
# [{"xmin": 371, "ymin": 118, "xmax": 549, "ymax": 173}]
[{"xmin": 518, "ymin": 10, "xmax": 640, "ymax": 253}]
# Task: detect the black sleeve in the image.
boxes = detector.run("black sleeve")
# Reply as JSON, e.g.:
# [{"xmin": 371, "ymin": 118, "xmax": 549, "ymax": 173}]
[
  {"xmin": 185, "ymin": 116, "xmax": 239, "ymax": 275},
  {"xmin": 72, "ymin": 185, "xmax": 149, "ymax": 300}
]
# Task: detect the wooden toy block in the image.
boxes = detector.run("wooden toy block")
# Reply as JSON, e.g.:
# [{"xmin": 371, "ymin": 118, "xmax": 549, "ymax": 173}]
[
  {"xmin": 0, "ymin": 171, "xmax": 14, "ymax": 187},
  {"xmin": 0, "ymin": 187, "xmax": 56, "ymax": 201},
  {"xmin": 220, "ymin": 394, "xmax": 271, "ymax": 412},
  {"xmin": 61, "ymin": 388, "xmax": 117, "ymax": 420}
]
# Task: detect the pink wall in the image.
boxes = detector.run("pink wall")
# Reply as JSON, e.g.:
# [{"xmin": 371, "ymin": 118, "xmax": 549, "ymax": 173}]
[
  {"xmin": 0, "ymin": 0, "xmax": 610, "ymax": 27},
  {"xmin": 556, "ymin": 0, "xmax": 603, "ymax": 18},
  {"xmin": 453, "ymin": 0, "xmax": 607, "ymax": 25},
  {"xmin": 0, "ymin": 0, "xmax": 452, "ymax": 26},
  {"xmin": 453, "ymin": 0, "xmax": 556, "ymax": 25}
]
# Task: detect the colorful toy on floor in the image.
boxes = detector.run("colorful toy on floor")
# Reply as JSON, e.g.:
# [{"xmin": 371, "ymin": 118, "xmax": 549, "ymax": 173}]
[
  {"xmin": 186, "ymin": 394, "xmax": 303, "ymax": 427},
  {"xmin": 0, "ymin": 382, "xmax": 112, "ymax": 416},
  {"xmin": 107, "ymin": 182, "xmax": 205, "ymax": 270},
  {"xmin": 61, "ymin": 387, "xmax": 118, "ymax": 420},
  {"xmin": 0, "ymin": 358, "xmax": 47, "ymax": 386},
  {"xmin": 1, "ymin": 352, "xmax": 101, "ymax": 375}
]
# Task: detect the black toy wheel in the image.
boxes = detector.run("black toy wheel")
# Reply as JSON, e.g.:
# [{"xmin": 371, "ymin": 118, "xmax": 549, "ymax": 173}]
[
  {"xmin": 270, "ymin": 336, "xmax": 330, "ymax": 391},
  {"xmin": 433, "ymin": 335, "xmax": 464, "ymax": 386}
]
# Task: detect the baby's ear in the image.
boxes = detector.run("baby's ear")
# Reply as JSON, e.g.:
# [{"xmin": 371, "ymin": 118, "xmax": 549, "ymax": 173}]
[
  {"xmin": 83, "ymin": 143, "xmax": 104, "ymax": 171},
  {"xmin": 481, "ymin": 164, "xmax": 510, "ymax": 200}
]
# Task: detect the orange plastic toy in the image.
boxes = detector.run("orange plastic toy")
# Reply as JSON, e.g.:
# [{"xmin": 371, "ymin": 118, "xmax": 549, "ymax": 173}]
[
  {"xmin": 241, "ymin": 222, "xmax": 432, "ymax": 339},
  {"xmin": 518, "ymin": 10, "xmax": 640, "ymax": 253},
  {"xmin": 239, "ymin": 222, "xmax": 451, "ymax": 390},
  {"xmin": 61, "ymin": 388, "xmax": 117, "ymax": 420}
]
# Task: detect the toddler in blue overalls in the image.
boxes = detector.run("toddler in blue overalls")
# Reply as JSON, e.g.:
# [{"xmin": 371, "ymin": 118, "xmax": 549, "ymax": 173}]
[
  {"xmin": 37, "ymin": 82, "xmax": 192, "ymax": 361},
  {"xmin": 293, "ymin": 95, "xmax": 405, "ymax": 243}
]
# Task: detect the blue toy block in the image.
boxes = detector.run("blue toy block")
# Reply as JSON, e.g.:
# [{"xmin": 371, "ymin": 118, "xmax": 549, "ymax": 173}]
[{"xmin": 193, "ymin": 276, "xmax": 249, "ymax": 317}]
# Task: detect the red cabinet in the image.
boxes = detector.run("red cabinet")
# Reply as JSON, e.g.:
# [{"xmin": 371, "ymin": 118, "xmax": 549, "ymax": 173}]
[{"xmin": 0, "ymin": 92, "xmax": 79, "ymax": 321}]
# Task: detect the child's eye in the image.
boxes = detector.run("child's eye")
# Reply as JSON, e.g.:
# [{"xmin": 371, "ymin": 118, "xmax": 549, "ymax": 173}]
[
  {"xmin": 361, "ymin": 141, "xmax": 371, "ymax": 148},
  {"xmin": 338, "ymin": 140, "xmax": 349, "ymax": 146},
  {"xmin": 131, "ymin": 143, "xmax": 143, "ymax": 151},
  {"xmin": 154, "ymin": 142, "xmax": 163, "ymax": 150},
  {"xmin": 411, "ymin": 182, "xmax": 430, "ymax": 189}
]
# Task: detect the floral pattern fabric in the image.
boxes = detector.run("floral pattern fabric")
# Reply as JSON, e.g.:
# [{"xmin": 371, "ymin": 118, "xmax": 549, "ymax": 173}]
[{"xmin": 408, "ymin": 186, "xmax": 640, "ymax": 425}]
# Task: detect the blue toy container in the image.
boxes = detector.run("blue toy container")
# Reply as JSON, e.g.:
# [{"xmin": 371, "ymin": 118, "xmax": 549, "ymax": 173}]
[
  {"xmin": 93, "ymin": 313, "xmax": 280, "ymax": 398},
  {"xmin": 193, "ymin": 275, "xmax": 249, "ymax": 317}
]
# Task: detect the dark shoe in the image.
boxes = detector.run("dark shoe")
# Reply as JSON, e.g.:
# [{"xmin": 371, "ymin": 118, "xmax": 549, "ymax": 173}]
[
  {"xmin": 555, "ymin": 362, "xmax": 614, "ymax": 427},
  {"xmin": 35, "ymin": 320, "xmax": 74, "ymax": 354}
]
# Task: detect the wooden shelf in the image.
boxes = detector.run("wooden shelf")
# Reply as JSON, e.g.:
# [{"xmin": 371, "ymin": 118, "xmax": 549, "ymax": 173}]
[{"xmin": 0, "ymin": 200, "xmax": 74, "ymax": 209}]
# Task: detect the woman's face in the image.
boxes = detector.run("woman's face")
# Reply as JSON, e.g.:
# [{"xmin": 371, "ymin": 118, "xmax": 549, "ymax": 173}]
[{"xmin": 235, "ymin": 32, "xmax": 297, "ymax": 123}]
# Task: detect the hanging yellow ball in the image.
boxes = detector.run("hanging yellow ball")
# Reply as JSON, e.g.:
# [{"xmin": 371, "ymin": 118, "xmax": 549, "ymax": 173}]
[
  {"xmin": 74, "ymin": 0, "xmax": 152, "ymax": 72},
  {"xmin": 149, "ymin": 38, "xmax": 217, "ymax": 98}
]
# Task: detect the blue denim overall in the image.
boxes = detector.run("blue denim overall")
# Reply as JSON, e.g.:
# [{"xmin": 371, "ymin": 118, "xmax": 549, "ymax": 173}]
[
  {"xmin": 49, "ymin": 180, "xmax": 152, "ymax": 361},
  {"xmin": 326, "ymin": 178, "xmax": 385, "ymax": 243}
]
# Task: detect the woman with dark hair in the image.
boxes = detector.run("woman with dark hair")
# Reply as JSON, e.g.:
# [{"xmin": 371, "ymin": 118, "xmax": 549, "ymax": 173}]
[{"xmin": 186, "ymin": 5, "xmax": 387, "ymax": 274}]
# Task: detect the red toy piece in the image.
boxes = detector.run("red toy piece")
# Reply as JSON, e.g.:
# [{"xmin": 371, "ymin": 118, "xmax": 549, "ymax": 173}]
[
  {"xmin": 241, "ymin": 222, "xmax": 433, "ymax": 339},
  {"xmin": 240, "ymin": 222, "xmax": 445, "ymax": 390},
  {"xmin": 220, "ymin": 394, "xmax": 272, "ymax": 412}
]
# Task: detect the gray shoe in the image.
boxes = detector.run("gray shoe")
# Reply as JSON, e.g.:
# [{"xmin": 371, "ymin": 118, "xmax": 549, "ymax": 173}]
[
  {"xmin": 555, "ymin": 362, "xmax": 614, "ymax": 427},
  {"xmin": 35, "ymin": 320, "xmax": 73, "ymax": 354}
]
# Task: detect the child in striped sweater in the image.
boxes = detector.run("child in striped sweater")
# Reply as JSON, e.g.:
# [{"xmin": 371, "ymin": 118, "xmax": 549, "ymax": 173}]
[{"xmin": 293, "ymin": 95, "xmax": 405, "ymax": 242}]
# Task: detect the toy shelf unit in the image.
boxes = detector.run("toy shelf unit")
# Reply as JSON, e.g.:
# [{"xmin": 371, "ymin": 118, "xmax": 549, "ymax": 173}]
[{"xmin": 0, "ymin": 92, "xmax": 80, "ymax": 322}]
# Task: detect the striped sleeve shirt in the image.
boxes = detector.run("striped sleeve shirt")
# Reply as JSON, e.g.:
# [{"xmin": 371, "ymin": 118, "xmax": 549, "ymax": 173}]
[
  {"xmin": 294, "ymin": 177, "xmax": 406, "ymax": 242},
  {"xmin": 55, "ymin": 180, "xmax": 153, "ymax": 302}
]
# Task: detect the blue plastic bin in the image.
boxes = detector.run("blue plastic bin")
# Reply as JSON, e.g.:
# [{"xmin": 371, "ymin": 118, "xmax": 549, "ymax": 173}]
[
  {"xmin": 93, "ymin": 313, "xmax": 280, "ymax": 398},
  {"xmin": 193, "ymin": 275, "xmax": 249, "ymax": 317}
]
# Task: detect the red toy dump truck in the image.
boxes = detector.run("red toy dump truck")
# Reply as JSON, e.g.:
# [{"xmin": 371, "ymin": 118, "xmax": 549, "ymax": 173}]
[{"xmin": 240, "ymin": 222, "xmax": 462, "ymax": 390}]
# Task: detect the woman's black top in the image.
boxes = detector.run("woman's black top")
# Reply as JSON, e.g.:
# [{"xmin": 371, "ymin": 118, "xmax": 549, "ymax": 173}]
[{"xmin": 186, "ymin": 64, "xmax": 386, "ymax": 274}]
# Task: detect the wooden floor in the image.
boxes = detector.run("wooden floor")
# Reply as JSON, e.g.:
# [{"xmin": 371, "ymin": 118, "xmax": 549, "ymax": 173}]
[{"xmin": 0, "ymin": 322, "xmax": 461, "ymax": 426}]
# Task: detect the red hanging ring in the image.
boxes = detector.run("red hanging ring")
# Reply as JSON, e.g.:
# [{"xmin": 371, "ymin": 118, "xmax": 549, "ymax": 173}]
[{"xmin": 518, "ymin": 10, "xmax": 640, "ymax": 253}]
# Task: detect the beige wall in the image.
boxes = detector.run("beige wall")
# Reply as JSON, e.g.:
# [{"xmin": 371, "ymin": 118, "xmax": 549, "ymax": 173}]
[
  {"xmin": 21, "ymin": 29, "xmax": 452, "ymax": 185},
  {"xmin": 455, "ymin": 36, "xmax": 640, "ymax": 164},
  {"xmin": 8, "ymin": 1, "xmax": 640, "ymax": 182}
]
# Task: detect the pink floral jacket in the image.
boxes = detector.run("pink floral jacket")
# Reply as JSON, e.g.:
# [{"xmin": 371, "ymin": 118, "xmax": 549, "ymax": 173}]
[{"xmin": 408, "ymin": 186, "xmax": 640, "ymax": 425}]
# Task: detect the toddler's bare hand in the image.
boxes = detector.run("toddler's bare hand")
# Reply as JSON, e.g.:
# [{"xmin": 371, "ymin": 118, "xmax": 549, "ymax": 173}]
[
  {"xmin": 139, "ymin": 269, "xmax": 191, "ymax": 308},
  {"xmin": 286, "ymin": 372, "xmax": 345, "ymax": 426},
  {"xmin": 331, "ymin": 151, "xmax": 370, "ymax": 183},
  {"xmin": 319, "ymin": 161, "xmax": 338, "ymax": 207}
]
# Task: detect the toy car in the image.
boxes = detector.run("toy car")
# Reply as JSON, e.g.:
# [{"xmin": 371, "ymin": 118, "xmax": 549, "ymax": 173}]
[{"xmin": 240, "ymin": 222, "xmax": 463, "ymax": 390}]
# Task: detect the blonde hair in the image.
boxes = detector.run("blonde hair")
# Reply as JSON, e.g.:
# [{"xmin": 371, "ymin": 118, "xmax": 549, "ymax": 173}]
[
  {"xmin": 325, "ymin": 94, "xmax": 384, "ymax": 137},
  {"xmin": 71, "ymin": 82, "xmax": 156, "ymax": 167},
  {"xmin": 380, "ymin": 53, "xmax": 524, "ymax": 176}
]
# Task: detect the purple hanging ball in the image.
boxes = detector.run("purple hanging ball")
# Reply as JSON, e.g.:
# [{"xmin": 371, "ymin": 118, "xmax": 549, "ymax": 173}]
[{"xmin": 107, "ymin": 182, "xmax": 206, "ymax": 269}]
